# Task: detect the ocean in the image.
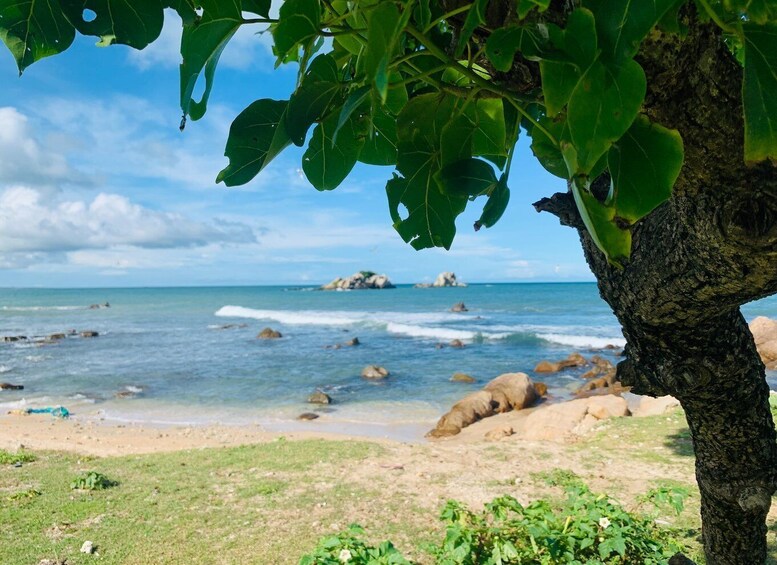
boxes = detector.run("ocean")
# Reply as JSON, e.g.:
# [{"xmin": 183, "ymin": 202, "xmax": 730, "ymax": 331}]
[{"xmin": 1, "ymin": 283, "xmax": 776, "ymax": 438}]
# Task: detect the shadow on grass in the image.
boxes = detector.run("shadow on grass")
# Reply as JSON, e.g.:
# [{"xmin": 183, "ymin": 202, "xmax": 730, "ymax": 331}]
[{"xmin": 664, "ymin": 428, "xmax": 695, "ymax": 457}]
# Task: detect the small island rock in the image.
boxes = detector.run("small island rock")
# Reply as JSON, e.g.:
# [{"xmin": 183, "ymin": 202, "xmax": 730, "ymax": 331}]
[
  {"xmin": 321, "ymin": 271, "xmax": 394, "ymax": 290},
  {"xmin": 450, "ymin": 302, "xmax": 468, "ymax": 312},
  {"xmin": 257, "ymin": 328, "xmax": 282, "ymax": 339},
  {"xmin": 433, "ymin": 272, "xmax": 467, "ymax": 287}
]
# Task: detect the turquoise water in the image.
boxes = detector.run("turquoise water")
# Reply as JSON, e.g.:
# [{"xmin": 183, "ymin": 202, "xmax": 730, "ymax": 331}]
[{"xmin": 1, "ymin": 284, "xmax": 775, "ymax": 434}]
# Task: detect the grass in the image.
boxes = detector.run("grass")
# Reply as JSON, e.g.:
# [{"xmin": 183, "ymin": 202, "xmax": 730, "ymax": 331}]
[{"xmin": 5, "ymin": 408, "xmax": 773, "ymax": 564}]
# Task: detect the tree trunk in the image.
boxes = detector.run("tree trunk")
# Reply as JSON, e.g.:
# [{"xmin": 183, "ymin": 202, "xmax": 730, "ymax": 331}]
[{"xmin": 533, "ymin": 9, "xmax": 777, "ymax": 563}]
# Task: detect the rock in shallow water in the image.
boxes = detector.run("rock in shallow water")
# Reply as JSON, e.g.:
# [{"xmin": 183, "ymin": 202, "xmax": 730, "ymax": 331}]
[
  {"xmin": 307, "ymin": 391, "xmax": 332, "ymax": 404},
  {"xmin": 297, "ymin": 412, "xmax": 320, "ymax": 420},
  {"xmin": 361, "ymin": 365, "xmax": 389, "ymax": 379},
  {"xmin": 257, "ymin": 327, "xmax": 282, "ymax": 339}
]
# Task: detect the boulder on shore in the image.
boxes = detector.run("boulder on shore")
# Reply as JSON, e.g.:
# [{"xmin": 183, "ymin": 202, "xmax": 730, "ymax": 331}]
[
  {"xmin": 428, "ymin": 372, "xmax": 538, "ymax": 438},
  {"xmin": 522, "ymin": 395, "xmax": 630, "ymax": 441},
  {"xmin": 750, "ymin": 316, "xmax": 777, "ymax": 370},
  {"xmin": 257, "ymin": 327, "xmax": 282, "ymax": 339},
  {"xmin": 633, "ymin": 395, "xmax": 681, "ymax": 417},
  {"xmin": 297, "ymin": 412, "xmax": 319, "ymax": 420},
  {"xmin": 321, "ymin": 271, "xmax": 394, "ymax": 290},
  {"xmin": 361, "ymin": 365, "xmax": 389, "ymax": 379}
]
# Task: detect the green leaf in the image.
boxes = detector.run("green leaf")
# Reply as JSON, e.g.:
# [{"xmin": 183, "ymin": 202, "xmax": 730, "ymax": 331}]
[
  {"xmin": 364, "ymin": 1, "xmax": 401, "ymax": 96},
  {"xmin": 607, "ymin": 115, "xmax": 683, "ymax": 223},
  {"xmin": 179, "ymin": 0, "xmax": 242, "ymax": 121},
  {"xmin": 358, "ymin": 107, "xmax": 398, "ymax": 166},
  {"xmin": 302, "ymin": 111, "xmax": 366, "ymax": 190},
  {"xmin": 723, "ymin": 0, "xmax": 777, "ymax": 24},
  {"xmin": 742, "ymin": 22, "xmax": 777, "ymax": 162},
  {"xmin": 540, "ymin": 61, "xmax": 580, "ymax": 117},
  {"xmin": 60, "ymin": 0, "xmax": 164, "ymax": 49},
  {"xmin": 385, "ymin": 71, "xmax": 409, "ymax": 115},
  {"xmin": 0, "ymin": 0, "xmax": 75, "ymax": 73},
  {"xmin": 455, "ymin": 0, "xmax": 489, "ymax": 57},
  {"xmin": 273, "ymin": 0, "xmax": 321, "ymax": 58},
  {"xmin": 441, "ymin": 99, "xmax": 506, "ymax": 167},
  {"xmin": 336, "ymin": 85, "xmax": 371, "ymax": 140},
  {"xmin": 286, "ymin": 54, "xmax": 342, "ymax": 146},
  {"xmin": 516, "ymin": 0, "xmax": 550, "ymax": 19},
  {"xmin": 243, "ymin": 0, "xmax": 272, "ymax": 18},
  {"xmin": 530, "ymin": 117, "xmax": 567, "ymax": 178},
  {"xmin": 572, "ymin": 181, "xmax": 631, "ymax": 266},
  {"xmin": 437, "ymin": 158, "xmax": 497, "ymax": 198},
  {"xmin": 485, "ymin": 25, "xmax": 547, "ymax": 72},
  {"xmin": 217, "ymin": 99, "xmax": 292, "ymax": 186},
  {"xmin": 566, "ymin": 58, "xmax": 646, "ymax": 173},
  {"xmin": 387, "ymin": 94, "xmax": 468, "ymax": 250},
  {"xmin": 584, "ymin": 0, "xmax": 683, "ymax": 63},
  {"xmin": 475, "ymin": 173, "xmax": 510, "ymax": 230}
]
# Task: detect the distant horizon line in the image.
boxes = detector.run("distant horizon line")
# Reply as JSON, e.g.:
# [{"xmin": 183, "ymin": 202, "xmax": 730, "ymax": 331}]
[{"xmin": 0, "ymin": 280, "xmax": 598, "ymax": 291}]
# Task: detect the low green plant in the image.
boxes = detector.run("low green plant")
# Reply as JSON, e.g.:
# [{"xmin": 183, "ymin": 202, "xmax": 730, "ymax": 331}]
[
  {"xmin": 8, "ymin": 488, "xmax": 41, "ymax": 500},
  {"xmin": 0, "ymin": 449, "xmax": 36, "ymax": 465},
  {"xmin": 299, "ymin": 478, "xmax": 687, "ymax": 564},
  {"xmin": 70, "ymin": 471, "xmax": 117, "ymax": 490},
  {"xmin": 640, "ymin": 484, "xmax": 689, "ymax": 516},
  {"xmin": 299, "ymin": 524, "xmax": 411, "ymax": 565}
]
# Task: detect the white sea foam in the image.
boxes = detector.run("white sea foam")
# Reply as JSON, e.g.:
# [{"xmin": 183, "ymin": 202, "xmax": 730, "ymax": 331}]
[
  {"xmin": 385, "ymin": 323, "xmax": 479, "ymax": 341},
  {"xmin": 537, "ymin": 333, "xmax": 626, "ymax": 348},
  {"xmin": 0, "ymin": 365, "xmax": 12, "ymax": 373},
  {"xmin": 0, "ymin": 305, "xmax": 81, "ymax": 311}
]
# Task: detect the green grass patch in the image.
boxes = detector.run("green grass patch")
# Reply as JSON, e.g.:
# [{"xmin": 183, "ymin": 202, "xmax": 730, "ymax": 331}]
[{"xmin": 0, "ymin": 448, "xmax": 36, "ymax": 465}]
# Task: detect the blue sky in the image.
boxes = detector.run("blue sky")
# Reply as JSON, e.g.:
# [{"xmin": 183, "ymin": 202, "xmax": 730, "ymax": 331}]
[{"xmin": 0, "ymin": 12, "xmax": 593, "ymax": 287}]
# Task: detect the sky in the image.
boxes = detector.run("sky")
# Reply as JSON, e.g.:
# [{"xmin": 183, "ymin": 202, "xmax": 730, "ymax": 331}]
[{"xmin": 0, "ymin": 11, "xmax": 594, "ymax": 288}]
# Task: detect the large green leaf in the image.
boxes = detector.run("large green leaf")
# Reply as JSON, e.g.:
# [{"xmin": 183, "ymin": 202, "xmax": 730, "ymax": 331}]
[
  {"xmin": 164, "ymin": 0, "xmax": 196, "ymax": 24},
  {"xmin": 302, "ymin": 111, "xmax": 365, "ymax": 191},
  {"xmin": 387, "ymin": 94, "xmax": 468, "ymax": 250},
  {"xmin": 572, "ymin": 181, "xmax": 631, "ymax": 267},
  {"xmin": 243, "ymin": 0, "xmax": 271, "ymax": 18},
  {"xmin": 363, "ymin": 0, "xmax": 401, "ymax": 99},
  {"xmin": 60, "ymin": 0, "xmax": 164, "ymax": 49},
  {"xmin": 485, "ymin": 25, "xmax": 547, "ymax": 71},
  {"xmin": 286, "ymin": 54, "xmax": 343, "ymax": 146},
  {"xmin": 179, "ymin": 0, "xmax": 242, "ymax": 121},
  {"xmin": 607, "ymin": 115, "xmax": 683, "ymax": 222},
  {"xmin": 358, "ymin": 107, "xmax": 398, "ymax": 166},
  {"xmin": 530, "ymin": 117, "xmax": 567, "ymax": 178},
  {"xmin": 566, "ymin": 58, "xmax": 646, "ymax": 173},
  {"xmin": 216, "ymin": 99, "xmax": 292, "ymax": 186},
  {"xmin": 0, "ymin": 0, "xmax": 75, "ymax": 73},
  {"xmin": 272, "ymin": 0, "xmax": 321, "ymax": 58},
  {"xmin": 584, "ymin": 0, "xmax": 683, "ymax": 63},
  {"xmin": 742, "ymin": 22, "xmax": 777, "ymax": 162},
  {"xmin": 475, "ymin": 173, "xmax": 510, "ymax": 230},
  {"xmin": 606, "ymin": 116, "xmax": 684, "ymax": 223},
  {"xmin": 436, "ymin": 158, "xmax": 497, "ymax": 198},
  {"xmin": 440, "ymin": 99, "xmax": 506, "ymax": 168},
  {"xmin": 516, "ymin": 0, "xmax": 550, "ymax": 18}
]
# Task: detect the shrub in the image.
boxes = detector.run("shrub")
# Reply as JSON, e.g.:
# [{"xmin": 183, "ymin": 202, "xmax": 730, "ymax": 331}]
[{"xmin": 0, "ymin": 449, "xmax": 36, "ymax": 465}]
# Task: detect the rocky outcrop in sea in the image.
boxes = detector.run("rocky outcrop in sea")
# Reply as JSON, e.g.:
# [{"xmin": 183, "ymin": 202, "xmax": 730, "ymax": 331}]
[
  {"xmin": 321, "ymin": 271, "xmax": 394, "ymax": 290},
  {"xmin": 415, "ymin": 271, "xmax": 467, "ymax": 288}
]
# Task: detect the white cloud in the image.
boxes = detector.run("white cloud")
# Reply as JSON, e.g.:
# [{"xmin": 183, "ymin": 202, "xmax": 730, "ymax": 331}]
[
  {"xmin": 0, "ymin": 186, "xmax": 255, "ymax": 254},
  {"xmin": 0, "ymin": 107, "xmax": 81, "ymax": 188}
]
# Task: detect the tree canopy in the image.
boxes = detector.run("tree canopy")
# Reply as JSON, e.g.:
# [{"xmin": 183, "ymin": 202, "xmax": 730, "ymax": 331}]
[{"xmin": 2, "ymin": 0, "xmax": 774, "ymax": 265}]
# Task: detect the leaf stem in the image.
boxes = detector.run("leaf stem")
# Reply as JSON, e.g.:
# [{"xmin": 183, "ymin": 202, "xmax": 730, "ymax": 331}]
[
  {"xmin": 422, "ymin": 3, "xmax": 473, "ymax": 34},
  {"xmin": 242, "ymin": 18, "xmax": 278, "ymax": 24}
]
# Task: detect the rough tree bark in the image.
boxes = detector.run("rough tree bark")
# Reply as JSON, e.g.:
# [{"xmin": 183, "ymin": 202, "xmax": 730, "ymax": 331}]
[{"xmin": 535, "ymin": 12, "xmax": 777, "ymax": 565}]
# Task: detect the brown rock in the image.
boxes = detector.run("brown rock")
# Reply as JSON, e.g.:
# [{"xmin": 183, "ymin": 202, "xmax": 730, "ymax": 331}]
[
  {"xmin": 450, "ymin": 372, "xmax": 476, "ymax": 383},
  {"xmin": 427, "ymin": 391, "xmax": 495, "ymax": 438},
  {"xmin": 484, "ymin": 373, "xmax": 538, "ymax": 413},
  {"xmin": 114, "ymin": 390, "xmax": 137, "ymax": 399},
  {"xmin": 345, "ymin": 337, "xmax": 360, "ymax": 346},
  {"xmin": 558, "ymin": 352, "xmax": 587, "ymax": 369},
  {"xmin": 450, "ymin": 302, "xmax": 468, "ymax": 312},
  {"xmin": 523, "ymin": 396, "xmax": 630, "ymax": 441},
  {"xmin": 3, "ymin": 336, "xmax": 27, "ymax": 342},
  {"xmin": 485, "ymin": 425, "xmax": 514, "ymax": 441},
  {"xmin": 633, "ymin": 395, "xmax": 682, "ymax": 417},
  {"xmin": 257, "ymin": 327, "xmax": 282, "ymax": 339},
  {"xmin": 534, "ymin": 360, "xmax": 560, "ymax": 373},
  {"xmin": 361, "ymin": 365, "xmax": 389, "ymax": 379},
  {"xmin": 80, "ymin": 331, "xmax": 99, "ymax": 338},
  {"xmin": 450, "ymin": 339, "xmax": 465, "ymax": 348},
  {"xmin": 749, "ymin": 316, "xmax": 777, "ymax": 370},
  {"xmin": 0, "ymin": 383, "xmax": 24, "ymax": 390},
  {"xmin": 297, "ymin": 412, "xmax": 320, "ymax": 420},
  {"xmin": 48, "ymin": 333, "xmax": 67, "ymax": 340},
  {"xmin": 533, "ymin": 382, "xmax": 548, "ymax": 397},
  {"xmin": 307, "ymin": 391, "xmax": 332, "ymax": 404}
]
